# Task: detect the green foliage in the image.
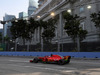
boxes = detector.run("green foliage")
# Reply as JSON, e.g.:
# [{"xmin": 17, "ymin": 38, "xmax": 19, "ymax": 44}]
[
  {"xmin": 4, "ymin": 35, "xmax": 10, "ymax": 43},
  {"xmin": 10, "ymin": 19, "xmax": 31, "ymax": 40},
  {"xmin": 90, "ymin": 11, "xmax": 100, "ymax": 28},
  {"xmin": 28, "ymin": 18, "xmax": 39, "ymax": 33},
  {"xmin": 42, "ymin": 18, "xmax": 56, "ymax": 43},
  {"xmin": 10, "ymin": 21, "xmax": 18, "ymax": 39},
  {"xmin": 63, "ymin": 12, "xmax": 87, "ymax": 42},
  {"xmin": 38, "ymin": 20, "xmax": 48, "ymax": 29},
  {"xmin": 28, "ymin": 17, "xmax": 40, "ymax": 40},
  {"xmin": 0, "ymin": 32, "xmax": 2, "ymax": 42},
  {"xmin": 10, "ymin": 17, "xmax": 57, "ymax": 45},
  {"xmin": 79, "ymin": 27, "xmax": 88, "ymax": 41},
  {"xmin": 42, "ymin": 29, "xmax": 55, "ymax": 42},
  {"xmin": 68, "ymin": 0, "xmax": 76, "ymax": 3}
]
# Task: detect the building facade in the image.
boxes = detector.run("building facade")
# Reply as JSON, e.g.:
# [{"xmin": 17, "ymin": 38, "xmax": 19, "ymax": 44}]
[
  {"xmin": 28, "ymin": 0, "xmax": 37, "ymax": 16},
  {"xmin": 19, "ymin": 12, "xmax": 28, "ymax": 19},
  {"xmin": 38, "ymin": 0, "xmax": 46, "ymax": 7},
  {"xmin": 31, "ymin": 0, "xmax": 100, "ymax": 52},
  {"xmin": 3, "ymin": 14, "xmax": 16, "ymax": 38}
]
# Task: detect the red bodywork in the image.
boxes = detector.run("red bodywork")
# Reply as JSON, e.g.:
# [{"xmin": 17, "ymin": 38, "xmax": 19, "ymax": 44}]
[
  {"xmin": 39, "ymin": 55, "xmax": 64, "ymax": 62},
  {"xmin": 30, "ymin": 55, "xmax": 71, "ymax": 65}
]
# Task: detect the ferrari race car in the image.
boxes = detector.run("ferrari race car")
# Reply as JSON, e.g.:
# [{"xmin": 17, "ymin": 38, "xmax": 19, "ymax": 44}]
[{"xmin": 30, "ymin": 54, "xmax": 71, "ymax": 65}]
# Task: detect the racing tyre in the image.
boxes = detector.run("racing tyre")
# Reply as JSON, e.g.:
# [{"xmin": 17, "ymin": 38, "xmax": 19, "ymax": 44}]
[
  {"xmin": 33, "ymin": 57, "xmax": 39, "ymax": 63},
  {"xmin": 66, "ymin": 59, "xmax": 70, "ymax": 64},
  {"xmin": 58, "ymin": 59, "xmax": 65, "ymax": 65},
  {"xmin": 66, "ymin": 56, "xmax": 71, "ymax": 64},
  {"xmin": 45, "ymin": 59, "xmax": 49, "ymax": 64}
]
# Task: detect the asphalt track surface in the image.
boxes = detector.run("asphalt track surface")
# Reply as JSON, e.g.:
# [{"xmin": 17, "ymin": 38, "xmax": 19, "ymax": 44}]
[{"xmin": 0, "ymin": 56, "xmax": 100, "ymax": 75}]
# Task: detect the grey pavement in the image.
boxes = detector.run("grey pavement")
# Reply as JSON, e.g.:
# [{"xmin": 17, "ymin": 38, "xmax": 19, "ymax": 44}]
[{"xmin": 0, "ymin": 56, "xmax": 100, "ymax": 75}]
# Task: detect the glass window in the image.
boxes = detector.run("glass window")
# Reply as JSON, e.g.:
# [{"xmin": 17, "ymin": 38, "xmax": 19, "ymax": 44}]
[
  {"xmin": 80, "ymin": 7, "xmax": 84, "ymax": 12},
  {"xmin": 80, "ymin": 22, "xmax": 85, "ymax": 30}
]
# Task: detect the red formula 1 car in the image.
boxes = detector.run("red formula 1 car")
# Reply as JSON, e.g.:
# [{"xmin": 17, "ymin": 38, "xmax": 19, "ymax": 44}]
[{"xmin": 30, "ymin": 54, "xmax": 71, "ymax": 65}]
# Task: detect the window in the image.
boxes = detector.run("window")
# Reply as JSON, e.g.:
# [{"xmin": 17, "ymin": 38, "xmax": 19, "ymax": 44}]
[
  {"xmin": 80, "ymin": 7, "xmax": 84, "ymax": 12},
  {"xmin": 80, "ymin": 22, "xmax": 85, "ymax": 30}
]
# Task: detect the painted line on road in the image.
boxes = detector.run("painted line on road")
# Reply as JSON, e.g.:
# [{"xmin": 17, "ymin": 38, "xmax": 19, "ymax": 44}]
[
  {"xmin": 73, "ymin": 61, "xmax": 100, "ymax": 65},
  {"xmin": 9, "ymin": 60, "xmax": 28, "ymax": 62}
]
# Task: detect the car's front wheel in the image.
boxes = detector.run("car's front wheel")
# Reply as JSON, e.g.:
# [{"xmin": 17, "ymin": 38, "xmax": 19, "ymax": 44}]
[{"xmin": 33, "ymin": 57, "xmax": 39, "ymax": 63}]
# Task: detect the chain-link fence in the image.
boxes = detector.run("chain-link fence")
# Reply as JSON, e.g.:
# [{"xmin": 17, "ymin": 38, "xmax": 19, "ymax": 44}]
[{"xmin": 3, "ymin": 41, "xmax": 100, "ymax": 52}]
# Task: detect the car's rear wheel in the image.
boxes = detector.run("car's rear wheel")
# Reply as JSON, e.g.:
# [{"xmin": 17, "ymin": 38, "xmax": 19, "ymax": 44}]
[
  {"xmin": 67, "ymin": 56, "xmax": 71, "ymax": 63},
  {"xmin": 66, "ymin": 59, "xmax": 70, "ymax": 64},
  {"xmin": 58, "ymin": 59, "xmax": 65, "ymax": 65},
  {"xmin": 33, "ymin": 57, "xmax": 38, "ymax": 63}
]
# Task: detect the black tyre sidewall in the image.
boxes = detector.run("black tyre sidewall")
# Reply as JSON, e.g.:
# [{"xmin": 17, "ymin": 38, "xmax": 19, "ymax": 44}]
[
  {"xmin": 58, "ymin": 59, "xmax": 65, "ymax": 65},
  {"xmin": 33, "ymin": 58, "xmax": 38, "ymax": 63}
]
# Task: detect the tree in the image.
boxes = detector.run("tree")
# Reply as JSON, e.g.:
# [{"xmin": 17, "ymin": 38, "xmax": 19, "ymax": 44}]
[
  {"xmin": 4, "ymin": 35, "xmax": 10, "ymax": 51},
  {"xmin": 41, "ymin": 18, "xmax": 57, "ymax": 51},
  {"xmin": 4, "ymin": 36, "xmax": 10, "ymax": 43},
  {"xmin": 42, "ymin": 18, "xmax": 57, "ymax": 43},
  {"xmin": 27, "ymin": 18, "xmax": 40, "ymax": 51},
  {"xmin": 38, "ymin": 20, "xmax": 48, "ymax": 42},
  {"xmin": 90, "ymin": 11, "xmax": 100, "ymax": 29},
  {"xmin": 10, "ymin": 20, "xmax": 19, "ymax": 39},
  {"xmin": 11, "ymin": 19, "xmax": 30, "ymax": 45},
  {"xmin": 90, "ymin": 11, "xmax": 100, "ymax": 41},
  {"xmin": 10, "ymin": 19, "xmax": 32, "ymax": 51},
  {"xmin": 0, "ymin": 32, "xmax": 2, "ymax": 43},
  {"xmin": 63, "ymin": 12, "xmax": 87, "ymax": 52},
  {"xmin": 28, "ymin": 17, "xmax": 39, "ymax": 35},
  {"xmin": 28, "ymin": 18, "xmax": 47, "ymax": 42}
]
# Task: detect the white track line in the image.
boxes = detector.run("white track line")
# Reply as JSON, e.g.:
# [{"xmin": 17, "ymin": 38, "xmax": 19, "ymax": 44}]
[
  {"xmin": 73, "ymin": 61, "xmax": 100, "ymax": 65},
  {"xmin": 9, "ymin": 60, "xmax": 28, "ymax": 62}
]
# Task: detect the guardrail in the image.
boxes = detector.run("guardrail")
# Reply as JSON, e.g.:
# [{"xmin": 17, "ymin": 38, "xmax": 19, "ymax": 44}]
[{"xmin": 0, "ymin": 52, "xmax": 100, "ymax": 58}]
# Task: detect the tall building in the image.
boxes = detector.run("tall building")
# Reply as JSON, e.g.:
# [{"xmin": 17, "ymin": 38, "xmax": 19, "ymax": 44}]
[
  {"xmin": 28, "ymin": 0, "xmax": 37, "ymax": 16},
  {"xmin": 3, "ymin": 14, "xmax": 16, "ymax": 38},
  {"xmin": 19, "ymin": 12, "xmax": 28, "ymax": 19}
]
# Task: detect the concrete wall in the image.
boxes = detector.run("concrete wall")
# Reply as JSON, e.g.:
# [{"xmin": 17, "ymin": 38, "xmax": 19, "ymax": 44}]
[{"xmin": 0, "ymin": 52, "xmax": 100, "ymax": 58}]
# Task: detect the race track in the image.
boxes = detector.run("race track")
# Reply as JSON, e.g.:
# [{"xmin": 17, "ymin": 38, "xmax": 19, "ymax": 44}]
[{"xmin": 0, "ymin": 56, "xmax": 100, "ymax": 75}]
